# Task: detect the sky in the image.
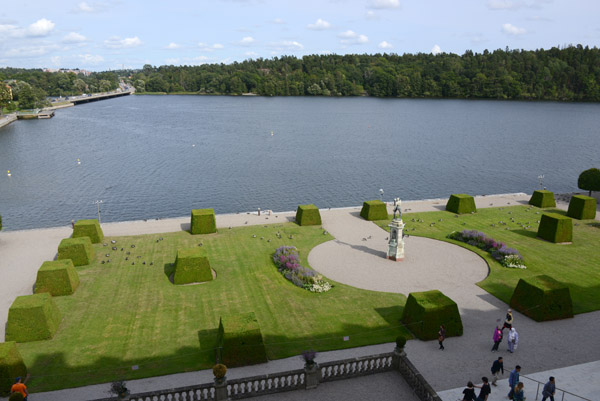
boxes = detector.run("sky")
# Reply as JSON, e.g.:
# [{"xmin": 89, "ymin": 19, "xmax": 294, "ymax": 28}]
[{"xmin": 0, "ymin": 0, "xmax": 599, "ymax": 71}]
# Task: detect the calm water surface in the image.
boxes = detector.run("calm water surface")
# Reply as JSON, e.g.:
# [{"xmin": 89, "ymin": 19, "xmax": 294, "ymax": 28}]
[{"xmin": 1, "ymin": 96, "xmax": 599, "ymax": 231}]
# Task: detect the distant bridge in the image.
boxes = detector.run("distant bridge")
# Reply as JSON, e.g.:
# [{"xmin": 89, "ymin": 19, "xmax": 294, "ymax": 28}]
[{"xmin": 70, "ymin": 90, "xmax": 132, "ymax": 105}]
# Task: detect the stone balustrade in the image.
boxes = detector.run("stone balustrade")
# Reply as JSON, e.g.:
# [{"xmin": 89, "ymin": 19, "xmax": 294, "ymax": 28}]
[
  {"xmin": 227, "ymin": 369, "xmax": 305, "ymax": 399},
  {"xmin": 319, "ymin": 352, "xmax": 394, "ymax": 382}
]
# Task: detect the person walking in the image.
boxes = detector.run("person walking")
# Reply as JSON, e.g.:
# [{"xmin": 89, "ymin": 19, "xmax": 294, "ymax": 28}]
[
  {"xmin": 475, "ymin": 377, "xmax": 491, "ymax": 401},
  {"xmin": 438, "ymin": 324, "xmax": 446, "ymax": 350},
  {"xmin": 491, "ymin": 325, "xmax": 503, "ymax": 352},
  {"xmin": 10, "ymin": 376, "xmax": 28, "ymax": 401},
  {"xmin": 508, "ymin": 365, "xmax": 521, "ymax": 399},
  {"xmin": 490, "ymin": 356, "xmax": 504, "ymax": 386},
  {"xmin": 507, "ymin": 327, "xmax": 519, "ymax": 353},
  {"xmin": 462, "ymin": 381, "xmax": 476, "ymax": 401},
  {"xmin": 542, "ymin": 377, "xmax": 556, "ymax": 401},
  {"xmin": 513, "ymin": 382, "xmax": 525, "ymax": 401},
  {"xmin": 503, "ymin": 309, "xmax": 514, "ymax": 331}
]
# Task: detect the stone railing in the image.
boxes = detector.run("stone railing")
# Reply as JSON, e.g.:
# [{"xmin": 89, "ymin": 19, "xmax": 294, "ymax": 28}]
[{"xmin": 89, "ymin": 347, "xmax": 440, "ymax": 401}]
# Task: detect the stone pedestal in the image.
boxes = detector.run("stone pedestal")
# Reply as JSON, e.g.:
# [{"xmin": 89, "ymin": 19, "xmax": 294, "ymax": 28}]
[
  {"xmin": 304, "ymin": 363, "xmax": 320, "ymax": 389},
  {"xmin": 387, "ymin": 219, "xmax": 405, "ymax": 261},
  {"xmin": 214, "ymin": 377, "xmax": 229, "ymax": 401}
]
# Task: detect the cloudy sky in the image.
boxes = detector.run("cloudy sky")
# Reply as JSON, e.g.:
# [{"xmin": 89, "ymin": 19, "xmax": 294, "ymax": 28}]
[{"xmin": 0, "ymin": 0, "xmax": 598, "ymax": 71}]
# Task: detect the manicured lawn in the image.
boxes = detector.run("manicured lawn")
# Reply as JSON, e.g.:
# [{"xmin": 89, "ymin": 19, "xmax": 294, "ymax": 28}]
[
  {"xmin": 375, "ymin": 205, "xmax": 600, "ymax": 314},
  {"xmin": 19, "ymin": 223, "xmax": 408, "ymax": 392}
]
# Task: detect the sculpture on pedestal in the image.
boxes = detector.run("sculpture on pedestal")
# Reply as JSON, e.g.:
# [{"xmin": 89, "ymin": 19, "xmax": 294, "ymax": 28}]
[{"xmin": 388, "ymin": 198, "xmax": 405, "ymax": 261}]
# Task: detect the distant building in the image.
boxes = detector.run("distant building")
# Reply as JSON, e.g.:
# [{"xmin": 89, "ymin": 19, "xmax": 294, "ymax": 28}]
[{"xmin": 42, "ymin": 68, "xmax": 92, "ymax": 76}]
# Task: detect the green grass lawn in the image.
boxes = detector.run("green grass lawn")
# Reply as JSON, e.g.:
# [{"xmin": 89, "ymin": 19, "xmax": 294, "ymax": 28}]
[
  {"xmin": 375, "ymin": 205, "xmax": 600, "ymax": 314},
  {"xmin": 19, "ymin": 223, "xmax": 408, "ymax": 392}
]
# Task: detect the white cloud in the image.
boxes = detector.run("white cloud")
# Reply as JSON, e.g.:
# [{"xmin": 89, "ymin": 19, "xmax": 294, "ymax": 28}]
[
  {"xmin": 5, "ymin": 44, "xmax": 58, "ymax": 57},
  {"xmin": 63, "ymin": 32, "xmax": 87, "ymax": 43},
  {"xmin": 269, "ymin": 40, "xmax": 304, "ymax": 51},
  {"xmin": 378, "ymin": 41, "xmax": 393, "ymax": 49},
  {"xmin": 238, "ymin": 36, "xmax": 255, "ymax": 46},
  {"xmin": 104, "ymin": 36, "xmax": 142, "ymax": 48},
  {"xmin": 338, "ymin": 30, "xmax": 368, "ymax": 45},
  {"xmin": 51, "ymin": 56, "xmax": 61, "ymax": 66},
  {"xmin": 198, "ymin": 42, "xmax": 225, "ymax": 51},
  {"xmin": 27, "ymin": 18, "xmax": 55, "ymax": 37},
  {"xmin": 366, "ymin": 11, "xmax": 379, "ymax": 20},
  {"xmin": 212, "ymin": 43, "xmax": 224, "ymax": 49},
  {"xmin": 502, "ymin": 23, "xmax": 527, "ymax": 35},
  {"xmin": 0, "ymin": 24, "xmax": 19, "ymax": 38},
  {"xmin": 78, "ymin": 2, "xmax": 95, "ymax": 12},
  {"xmin": 74, "ymin": 1, "xmax": 110, "ymax": 13},
  {"xmin": 165, "ymin": 58, "xmax": 180, "ymax": 65},
  {"xmin": 166, "ymin": 42, "xmax": 181, "ymax": 49},
  {"xmin": 79, "ymin": 53, "xmax": 104, "ymax": 64},
  {"xmin": 369, "ymin": 0, "xmax": 400, "ymax": 9},
  {"xmin": 307, "ymin": 18, "xmax": 331, "ymax": 30},
  {"xmin": 273, "ymin": 18, "xmax": 285, "ymax": 24},
  {"xmin": 319, "ymin": 50, "xmax": 333, "ymax": 55},
  {"xmin": 245, "ymin": 51, "xmax": 258, "ymax": 57},
  {"xmin": 431, "ymin": 44, "xmax": 442, "ymax": 55}
]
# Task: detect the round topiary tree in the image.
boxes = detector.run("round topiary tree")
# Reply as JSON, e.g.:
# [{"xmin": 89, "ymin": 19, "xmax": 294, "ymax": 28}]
[{"xmin": 578, "ymin": 168, "xmax": 600, "ymax": 196}]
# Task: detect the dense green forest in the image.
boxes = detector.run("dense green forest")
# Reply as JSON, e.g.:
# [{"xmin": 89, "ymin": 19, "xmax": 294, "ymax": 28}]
[
  {"xmin": 132, "ymin": 45, "xmax": 600, "ymax": 101},
  {"xmin": 0, "ymin": 68, "xmax": 120, "ymax": 109}
]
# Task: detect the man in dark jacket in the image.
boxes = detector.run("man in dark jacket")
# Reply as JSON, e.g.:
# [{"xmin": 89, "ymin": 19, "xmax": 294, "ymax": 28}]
[
  {"xmin": 508, "ymin": 365, "xmax": 521, "ymax": 399},
  {"xmin": 490, "ymin": 356, "xmax": 504, "ymax": 386},
  {"xmin": 542, "ymin": 377, "xmax": 556, "ymax": 401}
]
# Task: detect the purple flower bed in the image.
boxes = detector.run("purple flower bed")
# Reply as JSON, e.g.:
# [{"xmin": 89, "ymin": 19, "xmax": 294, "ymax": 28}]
[
  {"xmin": 447, "ymin": 230, "xmax": 524, "ymax": 263},
  {"xmin": 273, "ymin": 246, "xmax": 332, "ymax": 291}
]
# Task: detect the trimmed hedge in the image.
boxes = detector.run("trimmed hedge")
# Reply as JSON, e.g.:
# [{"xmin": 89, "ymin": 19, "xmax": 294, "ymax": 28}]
[
  {"xmin": 529, "ymin": 190, "xmax": 556, "ymax": 208},
  {"xmin": 72, "ymin": 219, "xmax": 104, "ymax": 243},
  {"xmin": 537, "ymin": 213, "xmax": 573, "ymax": 243},
  {"xmin": 217, "ymin": 312, "xmax": 267, "ymax": 367},
  {"xmin": 191, "ymin": 209, "xmax": 217, "ymax": 234},
  {"xmin": 567, "ymin": 195, "xmax": 596, "ymax": 220},
  {"xmin": 35, "ymin": 259, "xmax": 80, "ymax": 296},
  {"xmin": 401, "ymin": 290, "xmax": 463, "ymax": 340},
  {"xmin": 510, "ymin": 275, "xmax": 573, "ymax": 321},
  {"xmin": 0, "ymin": 342, "xmax": 27, "ymax": 396},
  {"xmin": 173, "ymin": 248, "xmax": 213, "ymax": 284},
  {"xmin": 57, "ymin": 237, "xmax": 95, "ymax": 266},
  {"xmin": 296, "ymin": 204, "xmax": 322, "ymax": 226},
  {"xmin": 5, "ymin": 293, "xmax": 62, "ymax": 342},
  {"xmin": 360, "ymin": 200, "xmax": 388, "ymax": 221},
  {"xmin": 445, "ymin": 194, "xmax": 476, "ymax": 214}
]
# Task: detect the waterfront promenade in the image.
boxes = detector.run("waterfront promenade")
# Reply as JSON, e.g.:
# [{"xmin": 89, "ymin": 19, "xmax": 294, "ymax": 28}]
[{"xmin": 0, "ymin": 193, "xmax": 598, "ymax": 400}]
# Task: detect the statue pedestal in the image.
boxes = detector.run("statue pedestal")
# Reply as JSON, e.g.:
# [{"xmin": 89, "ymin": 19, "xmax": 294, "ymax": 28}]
[{"xmin": 387, "ymin": 219, "xmax": 405, "ymax": 261}]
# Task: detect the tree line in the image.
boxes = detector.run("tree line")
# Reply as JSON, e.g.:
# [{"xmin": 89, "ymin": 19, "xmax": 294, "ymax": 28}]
[{"xmin": 130, "ymin": 45, "xmax": 600, "ymax": 101}]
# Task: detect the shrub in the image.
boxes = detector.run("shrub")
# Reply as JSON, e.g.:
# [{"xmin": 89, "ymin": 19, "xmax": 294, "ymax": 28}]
[
  {"xmin": 35, "ymin": 259, "xmax": 80, "ymax": 296},
  {"xmin": 401, "ymin": 290, "xmax": 463, "ymax": 340},
  {"xmin": 173, "ymin": 248, "xmax": 213, "ymax": 284},
  {"xmin": 447, "ymin": 230, "xmax": 526, "ymax": 268},
  {"xmin": 537, "ymin": 213, "xmax": 573, "ymax": 243},
  {"xmin": 216, "ymin": 312, "xmax": 267, "ymax": 367},
  {"xmin": 360, "ymin": 200, "xmax": 388, "ymax": 221},
  {"xmin": 577, "ymin": 168, "xmax": 600, "ymax": 196},
  {"xmin": 295, "ymin": 204, "xmax": 322, "ymax": 226},
  {"xmin": 510, "ymin": 275, "xmax": 573, "ymax": 321},
  {"xmin": 272, "ymin": 246, "xmax": 332, "ymax": 292},
  {"xmin": 57, "ymin": 237, "xmax": 94, "ymax": 266},
  {"xmin": 445, "ymin": 194, "xmax": 476, "ymax": 214},
  {"xmin": 528, "ymin": 190, "xmax": 556, "ymax": 208},
  {"xmin": 72, "ymin": 219, "xmax": 104, "ymax": 243},
  {"xmin": 6, "ymin": 293, "xmax": 62, "ymax": 342},
  {"xmin": 213, "ymin": 364, "xmax": 227, "ymax": 379},
  {"xmin": 191, "ymin": 209, "xmax": 217, "ymax": 234},
  {"xmin": 567, "ymin": 195, "xmax": 596, "ymax": 220},
  {"xmin": 395, "ymin": 336, "xmax": 407, "ymax": 349},
  {"xmin": 9, "ymin": 393, "xmax": 24, "ymax": 401},
  {"xmin": 0, "ymin": 342, "xmax": 27, "ymax": 396}
]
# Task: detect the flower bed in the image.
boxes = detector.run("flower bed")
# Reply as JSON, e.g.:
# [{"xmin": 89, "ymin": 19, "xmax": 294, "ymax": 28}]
[
  {"xmin": 447, "ymin": 230, "xmax": 526, "ymax": 269},
  {"xmin": 272, "ymin": 246, "xmax": 333, "ymax": 292}
]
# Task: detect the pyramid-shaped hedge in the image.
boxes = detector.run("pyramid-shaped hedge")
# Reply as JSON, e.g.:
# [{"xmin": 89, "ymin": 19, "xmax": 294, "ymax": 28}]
[
  {"xmin": 0, "ymin": 342, "xmax": 27, "ymax": 396},
  {"xmin": 6, "ymin": 293, "xmax": 62, "ymax": 342},
  {"xmin": 401, "ymin": 290, "xmax": 463, "ymax": 340},
  {"xmin": 529, "ymin": 190, "xmax": 556, "ymax": 208},
  {"xmin": 35, "ymin": 259, "xmax": 80, "ymax": 296},
  {"xmin": 567, "ymin": 195, "xmax": 596, "ymax": 220},
  {"xmin": 445, "ymin": 194, "xmax": 476, "ymax": 214},
  {"xmin": 510, "ymin": 275, "xmax": 573, "ymax": 321},
  {"xmin": 191, "ymin": 208, "xmax": 217, "ymax": 234},
  {"xmin": 360, "ymin": 200, "xmax": 388, "ymax": 221},
  {"xmin": 217, "ymin": 312, "xmax": 267, "ymax": 367},
  {"xmin": 537, "ymin": 213, "xmax": 572, "ymax": 243},
  {"xmin": 72, "ymin": 219, "xmax": 104, "ymax": 243},
  {"xmin": 296, "ymin": 204, "xmax": 321, "ymax": 226},
  {"xmin": 57, "ymin": 237, "xmax": 95, "ymax": 266},
  {"xmin": 173, "ymin": 248, "xmax": 213, "ymax": 284}
]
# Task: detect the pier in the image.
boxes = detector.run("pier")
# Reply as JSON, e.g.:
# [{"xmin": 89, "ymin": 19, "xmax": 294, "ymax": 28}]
[{"xmin": 69, "ymin": 89, "xmax": 132, "ymax": 105}]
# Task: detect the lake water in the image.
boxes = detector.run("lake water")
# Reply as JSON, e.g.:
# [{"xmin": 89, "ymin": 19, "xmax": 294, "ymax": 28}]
[{"xmin": 1, "ymin": 96, "xmax": 599, "ymax": 231}]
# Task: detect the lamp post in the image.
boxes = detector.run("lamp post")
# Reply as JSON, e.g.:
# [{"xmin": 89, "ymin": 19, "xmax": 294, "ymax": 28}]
[
  {"xmin": 538, "ymin": 175, "xmax": 545, "ymax": 190},
  {"xmin": 94, "ymin": 200, "xmax": 103, "ymax": 224},
  {"xmin": 379, "ymin": 188, "xmax": 384, "ymax": 202}
]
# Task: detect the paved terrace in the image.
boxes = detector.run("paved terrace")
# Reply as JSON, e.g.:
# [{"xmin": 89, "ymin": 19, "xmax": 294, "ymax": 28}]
[{"xmin": 0, "ymin": 193, "xmax": 599, "ymax": 400}]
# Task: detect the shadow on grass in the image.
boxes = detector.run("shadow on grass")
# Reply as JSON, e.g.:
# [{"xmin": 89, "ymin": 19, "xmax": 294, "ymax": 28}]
[
  {"xmin": 511, "ymin": 229, "xmax": 538, "ymax": 239},
  {"xmin": 163, "ymin": 262, "xmax": 175, "ymax": 281}
]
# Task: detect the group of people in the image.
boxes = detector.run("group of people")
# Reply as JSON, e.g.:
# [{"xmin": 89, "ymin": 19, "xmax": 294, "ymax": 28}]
[{"xmin": 492, "ymin": 309, "xmax": 519, "ymax": 353}]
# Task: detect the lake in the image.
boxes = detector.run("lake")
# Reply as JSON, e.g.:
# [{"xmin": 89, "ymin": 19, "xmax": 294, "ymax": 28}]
[{"xmin": 1, "ymin": 95, "xmax": 599, "ymax": 231}]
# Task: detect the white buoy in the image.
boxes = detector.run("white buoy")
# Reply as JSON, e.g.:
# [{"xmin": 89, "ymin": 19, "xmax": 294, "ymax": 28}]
[
  {"xmin": 271, "ymin": 131, "xmax": 274, "ymax": 136},
  {"xmin": 192, "ymin": 144, "xmax": 196, "ymax": 147},
  {"xmin": 7, "ymin": 170, "xmax": 11, "ymax": 177},
  {"xmin": 77, "ymin": 158, "xmax": 81, "ymax": 165}
]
